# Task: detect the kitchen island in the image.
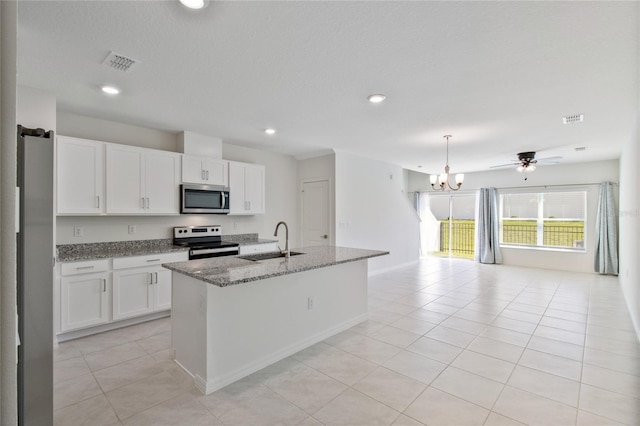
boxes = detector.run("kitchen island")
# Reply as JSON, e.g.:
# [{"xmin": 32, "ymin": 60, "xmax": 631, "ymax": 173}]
[{"xmin": 163, "ymin": 246, "xmax": 388, "ymax": 394}]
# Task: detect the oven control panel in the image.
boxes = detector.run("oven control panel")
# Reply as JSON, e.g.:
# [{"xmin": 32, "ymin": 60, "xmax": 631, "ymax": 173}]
[{"xmin": 174, "ymin": 226, "xmax": 222, "ymax": 238}]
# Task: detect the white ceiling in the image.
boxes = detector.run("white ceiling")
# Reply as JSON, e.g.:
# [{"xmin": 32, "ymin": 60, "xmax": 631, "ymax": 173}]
[{"xmin": 17, "ymin": 1, "xmax": 638, "ymax": 174}]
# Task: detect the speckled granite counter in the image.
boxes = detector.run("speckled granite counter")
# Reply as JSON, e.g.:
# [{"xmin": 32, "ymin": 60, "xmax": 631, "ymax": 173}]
[
  {"xmin": 221, "ymin": 233, "xmax": 277, "ymax": 246},
  {"xmin": 56, "ymin": 234, "xmax": 277, "ymax": 262},
  {"xmin": 57, "ymin": 239, "xmax": 188, "ymax": 262},
  {"xmin": 163, "ymin": 245, "xmax": 388, "ymax": 287}
]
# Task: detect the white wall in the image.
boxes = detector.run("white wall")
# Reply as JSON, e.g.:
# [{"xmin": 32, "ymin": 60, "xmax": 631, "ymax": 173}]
[
  {"xmin": 408, "ymin": 160, "xmax": 619, "ymax": 273},
  {"xmin": 56, "ymin": 112, "xmax": 298, "ymax": 245},
  {"xmin": 297, "ymin": 154, "xmax": 335, "ymax": 247},
  {"xmin": 335, "ymin": 151, "xmax": 420, "ymax": 273},
  {"xmin": 17, "ymin": 86, "xmax": 56, "ymax": 132},
  {"xmin": 619, "ymin": 114, "xmax": 640, "ymax": 339},
  {"xmin": 57, "ymin": 111, "xmax": 176, "ymax": 151}
]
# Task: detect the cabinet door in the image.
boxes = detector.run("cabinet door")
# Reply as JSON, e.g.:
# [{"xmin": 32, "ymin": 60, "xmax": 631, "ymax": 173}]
[
  {"xmin": 244, "ymin": 164, "xmax": 265, "ymax": 214},
  {"xmin": 181, "ymin": 155, "xmax": 205, "ymax": 184},
  {"xmin": 145, "ymin": 151, "xmax": 180, "ymax": 214},
  {"xmin": 106, "ymin": 145, "xmax": 144, "ymax": 214},
  {"xmin": 153, "ymin": 268, "xmax": 172, "ymax": 311},
  {"xmin": 228, "ymin": 161, "xmax": 246, "ymax": 214},
  {"xmin": 60, "ymin": 273, "xmax": 109, "ymax": 332},
  {"xmin": 204, "ymin": 159, "xmax": 229, "ymax": 186},
  {"xmin": 112, "ymin": 269, "xmax": 154, "ymax": 320},
  {"xmin": 56, "ymin": 136, "xmax": 105, "ymax": 215}
]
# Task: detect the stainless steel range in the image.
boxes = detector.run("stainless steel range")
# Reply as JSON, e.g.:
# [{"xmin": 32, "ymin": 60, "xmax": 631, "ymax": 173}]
[{"xmin": 173, "ymin": 226, "xmax": 240, "ymax": 259}]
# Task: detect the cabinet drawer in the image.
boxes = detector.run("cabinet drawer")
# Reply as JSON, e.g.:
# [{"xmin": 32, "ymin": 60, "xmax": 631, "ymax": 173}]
[
  {"xmin": 112, "ymin": 252, "xmax": 188, "ymax": 270},
  {"xmin": 239, "ymin": 242, "xmax": 278, "ymax": 255},
  {"xmin": 61, "ymin": 259, "xmax": 110, "ymax": 276}
]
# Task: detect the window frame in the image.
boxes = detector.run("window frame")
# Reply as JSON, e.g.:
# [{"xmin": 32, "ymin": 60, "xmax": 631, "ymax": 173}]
[{"xmin": 499, "ymin": 187, "xmax": 588, "ymax": 253}]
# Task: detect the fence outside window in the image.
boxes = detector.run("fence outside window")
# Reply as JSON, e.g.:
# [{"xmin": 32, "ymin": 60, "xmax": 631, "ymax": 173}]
[{"xmin": 434, "ymin": 219, "xmax": 585, "ymax": 258}]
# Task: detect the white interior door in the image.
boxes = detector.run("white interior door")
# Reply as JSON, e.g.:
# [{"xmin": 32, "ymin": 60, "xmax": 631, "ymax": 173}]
[{"xmin": 302, "ymin": 180, "xmax": 330, "ymax": 247}]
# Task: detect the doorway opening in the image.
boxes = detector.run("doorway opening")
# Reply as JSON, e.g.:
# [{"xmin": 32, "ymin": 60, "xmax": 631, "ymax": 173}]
[{"xmin": 419, "ymin": 193, "xmax": 476, "ymax": 259}]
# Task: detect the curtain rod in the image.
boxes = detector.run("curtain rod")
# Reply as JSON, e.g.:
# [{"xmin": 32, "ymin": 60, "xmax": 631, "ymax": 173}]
[
  {"xmin": 409, "ymin": 182, "xmax": 619, "ymax": 195},
  {"xmin": 493, "ymin": 182, "xmax": 618, "ymax": 191}
]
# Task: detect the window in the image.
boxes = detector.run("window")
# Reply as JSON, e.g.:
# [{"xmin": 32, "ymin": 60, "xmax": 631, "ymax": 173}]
[{"xmin": 500, "ymin": 190, "xmax": 586, "ymax": 250}]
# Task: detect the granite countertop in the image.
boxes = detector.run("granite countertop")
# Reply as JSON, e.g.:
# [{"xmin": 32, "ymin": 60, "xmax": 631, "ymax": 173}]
[
  {"xmin": 162, "ymin": 246, "xmax": 389, "ymax": 287},
  {"xmin": 56, "ymin": 234, "xmax": 278, "ymax": 262},
  {"xmin": 57, "ymin": 239, "xmax": 188, "ymax": 262}
]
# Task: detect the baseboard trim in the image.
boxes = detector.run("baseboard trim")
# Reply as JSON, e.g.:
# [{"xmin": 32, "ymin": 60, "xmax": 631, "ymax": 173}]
[{"xmin": 56, "ymin": 311, "xmax": 170, "ymax": 343}]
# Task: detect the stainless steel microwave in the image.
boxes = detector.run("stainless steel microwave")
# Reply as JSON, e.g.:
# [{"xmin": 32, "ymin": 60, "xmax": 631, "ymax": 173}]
[{"xmin": 180, "ymin": 184, "xmax": 230, "ymax": 214}]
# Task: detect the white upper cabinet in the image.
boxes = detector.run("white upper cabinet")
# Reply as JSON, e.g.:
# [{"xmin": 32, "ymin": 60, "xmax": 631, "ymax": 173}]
[
  {"xmin": 181, "ymin": 155, "xmax": 228, "ymax": 186},
  {"xmin": 228, "ymin": 161, "xmax": 265, "ymax": 215},
  {"xmin": 145, "ymin": 150, "xmax": 181, "ymax": 214},
  {"xmin": 106, "ymin": 144, "xmax": 180, "ymax": 215},
  {"xmin": 56, "ymin": 136, "xmax": 105, "ymax": 215}
]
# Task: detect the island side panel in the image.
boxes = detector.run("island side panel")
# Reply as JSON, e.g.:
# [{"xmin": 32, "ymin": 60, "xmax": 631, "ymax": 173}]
[
  {"xmin": 171, "ymin": 272, "xmax": 208, "ymax": 388},
  {"xmin": 203, "ymin": 259, "xmax": 368, "ymax": 393}
]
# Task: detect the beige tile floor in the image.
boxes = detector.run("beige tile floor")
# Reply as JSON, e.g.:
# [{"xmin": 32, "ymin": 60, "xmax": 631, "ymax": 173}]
[{"xmin": 54, "ymin": 257, "xmax": 640, "ymax": 425}]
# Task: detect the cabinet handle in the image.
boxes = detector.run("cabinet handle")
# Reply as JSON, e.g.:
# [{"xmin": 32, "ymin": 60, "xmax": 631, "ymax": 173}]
[
  {"xmin": 154, "ymin": 272, "xmax": 158, "ymax": 284},
  {"xmin": 147, "ymin": 197, "xmax": 150, "ymax": 209},
  {"xmin": 96, "ymin": 195, "xmax": 100, "ymax": 209},
  {"xmin": 102, "ymin": 279, "xmax": 106, "ymax": 292},
  {"xmin": 141, "ymin": 197, "xmax": 145, "ymax": 208},
  {"xmin": 76, "ymin": 266, "xmax": 94, "ymax": 270},
  {"xmin": 149, "ymin": 272, "xmax": 153, "ymax": 285},
  {"xmin": 146, "ymin": 258, "xmax": 161, "ymax": 262},
  {"xmin": 207, "ymin": 170, "xmax": 210, "ymax": 180}
]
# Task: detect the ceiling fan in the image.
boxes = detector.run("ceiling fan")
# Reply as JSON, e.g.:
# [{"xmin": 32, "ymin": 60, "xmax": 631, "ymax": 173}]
[{"xmin": 490, "ymin": 151, "xmax": 562, "ymax": 180}]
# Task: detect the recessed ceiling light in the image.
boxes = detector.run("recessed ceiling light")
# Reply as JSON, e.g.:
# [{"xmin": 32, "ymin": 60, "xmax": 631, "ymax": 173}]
[
  {"xmin": 101, "ymin": 85, "xmax": 120, "ymax": 95},
  {"xmin": 367, "ymin": 94, "xmax": 386, "ymax": 103},
  {"xmin": 179, "ymin": 0, "xmax": 207, "ymax": 9},
  {"xmin": 264, "ymin": 128, "xmax": 276, "ymax": 135}
]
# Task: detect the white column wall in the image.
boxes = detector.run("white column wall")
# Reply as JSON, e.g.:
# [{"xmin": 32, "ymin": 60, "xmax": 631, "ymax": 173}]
[
  {"xmin": 335, "ymin": 150, "xmax": 420, "ymax": 273},
  {"xmin": 0, "ymin": 1, "xmax": 18, "ymax": 424},
  {"xmin": 618, "ymin": 14, "xmax": 640, "ymax": 339}
]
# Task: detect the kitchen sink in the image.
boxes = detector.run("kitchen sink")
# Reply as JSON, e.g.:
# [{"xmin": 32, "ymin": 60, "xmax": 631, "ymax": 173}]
[{"xmin": 238, "ymin": 251, "xmax": 304, "ymax": 261}]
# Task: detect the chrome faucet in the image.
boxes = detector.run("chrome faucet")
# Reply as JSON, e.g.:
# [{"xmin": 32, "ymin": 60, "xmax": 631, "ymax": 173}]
[{"xmin": 273, "ymin": 221, "xmax": 290, "ymax": 258}]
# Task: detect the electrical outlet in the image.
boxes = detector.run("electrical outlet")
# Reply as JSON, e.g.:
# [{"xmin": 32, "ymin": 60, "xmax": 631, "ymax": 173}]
[
  {"xmin": 307, "ymin": 296, "xmax": 314, "ymax": 310},
  {"xmin": 128, "ymin": 225, "xmax": 137, "ymax": 234},
  {"xmin": 73, "ymin": 226, "xmax": 83, "ymax": 237}
]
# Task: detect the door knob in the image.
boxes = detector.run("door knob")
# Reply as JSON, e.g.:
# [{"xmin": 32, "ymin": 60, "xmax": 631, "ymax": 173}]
[{"xmin": 322, "ymin": 235, "xmax": 328, "ymax": 239}]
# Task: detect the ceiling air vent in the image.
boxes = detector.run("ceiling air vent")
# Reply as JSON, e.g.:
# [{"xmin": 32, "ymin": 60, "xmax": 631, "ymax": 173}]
[
  {"xmin": 563, "ymin": 114, "xmax": 584, "ymax": 124},
  {"xmin": 102, "ymin": 51, "xmax": 139, "ymax": 72}
]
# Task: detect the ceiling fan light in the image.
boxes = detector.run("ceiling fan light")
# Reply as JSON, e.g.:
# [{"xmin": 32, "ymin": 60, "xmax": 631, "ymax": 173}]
[
  {"xmin": 517, "ymin": 165, "xmax": 525, "ymax": 173},
  {"xmin": 527, "ymin": 164, "xmax": 536, "ymax": 172}
]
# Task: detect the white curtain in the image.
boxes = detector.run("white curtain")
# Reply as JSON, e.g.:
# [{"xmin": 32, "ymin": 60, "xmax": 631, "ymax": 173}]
[
  {"xmin": 417, "ymin": 192, "xmax": 440, "ymax": 256},
  {"xmin": 595, "ymin": 182, "xmax": 618, "ymax": 275},
  {"xmin": 475, "ymin": 188, "xmax": 502, "ymax": 264}
]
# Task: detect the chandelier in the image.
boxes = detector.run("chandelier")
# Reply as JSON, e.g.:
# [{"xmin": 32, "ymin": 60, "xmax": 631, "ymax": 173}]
[{"xmin": 430, "ymin": 135, "xmax": 464, "ymax": 191}]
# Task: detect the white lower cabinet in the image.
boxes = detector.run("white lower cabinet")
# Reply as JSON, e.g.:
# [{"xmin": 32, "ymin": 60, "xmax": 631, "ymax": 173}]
[
  {"xmin": 57, "ymin": 251, "xmax": 188, "ymax": 337},
  {"xmin": 112, "ymin": 252, "xmax": 187, "ymax": 320},
  {"xmin": 112, "ymin": 268, "xmax": 154, "ymax": 320},
  {"xmin": 59, "ymin": 259, "xmax": 111, "ymax": 333}
]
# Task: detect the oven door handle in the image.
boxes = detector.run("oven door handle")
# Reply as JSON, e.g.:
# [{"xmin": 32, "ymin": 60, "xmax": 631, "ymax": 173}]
[{"xmin": 190, "ymin": 247, "xmax": 239, "ymax": 256}]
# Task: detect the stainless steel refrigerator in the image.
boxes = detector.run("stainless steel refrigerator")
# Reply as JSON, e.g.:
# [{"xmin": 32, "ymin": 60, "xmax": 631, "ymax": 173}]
[{"xmin": 17, "ymin": 125, "xmax": 54, "ymax": 425}]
